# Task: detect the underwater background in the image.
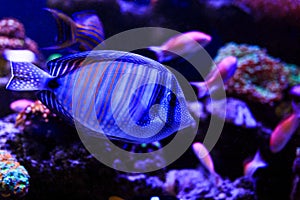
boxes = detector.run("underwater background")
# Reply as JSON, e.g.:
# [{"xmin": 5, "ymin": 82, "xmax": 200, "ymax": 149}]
[{"xmin": 0, "ymin": 0, "xmax": 300, "ymax": 200}]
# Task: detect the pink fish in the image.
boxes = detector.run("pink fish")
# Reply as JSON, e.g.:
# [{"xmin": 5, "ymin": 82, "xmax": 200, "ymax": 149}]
[
  {"xmin": 244, "ymin": 150, "xmax": 267, "ymax": 177},
  {"xmin": 270, "ymin": 85, "xmax": 300, "ymax": 153},
  {"xmin": 190, "ymin": 56, "xmax": 237, "ymax": 98},
  {"xmin": 192, "ymin": 142, "xmax": 214, "ymax": 173},
  {"xmin": 270, "ymin": 113, "xmax": 300, "ymax": 153},
  {"xmin": 148, "ymin": 31, "xmax": 212, "ymax": 62},
  {"xmin": 10, "ymin": 99, "xmax": 34, "ymax": 113}
]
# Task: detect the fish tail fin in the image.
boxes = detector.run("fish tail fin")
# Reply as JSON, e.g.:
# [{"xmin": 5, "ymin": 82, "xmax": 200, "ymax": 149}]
[
  {"xmin": 148, "ymin": 46, "xmax": 166, "ymax": 62},
  {"xmin": 6, "ymin": 62, "xmax": 53, "ymax": 91},
  {"xmin": 43, "ymin": 8, "xmax": 77, "ymax": 49},
  {"xmin": 190, "ymin": 81, "xmax": 208, "ymax": 99}
]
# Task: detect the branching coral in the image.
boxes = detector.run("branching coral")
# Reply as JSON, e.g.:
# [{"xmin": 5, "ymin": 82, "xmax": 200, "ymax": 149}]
[
  {"xmin": 213, "ymin": 43, "xmax": 300, "ymax": 105},
  {"xmin": 0, "ymin": 150, "xmax": 30, "ymax": 198}
]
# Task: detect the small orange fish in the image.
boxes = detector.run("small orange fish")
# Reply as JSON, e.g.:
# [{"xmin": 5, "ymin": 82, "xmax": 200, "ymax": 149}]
[
  {"xmin": 244, "ymin": 150, "xmax": 267, "ymax": 177},
  {"xmin": 10, "ymin": 99, "xmax": 34, "ymax": 113},
  {"xmin": 192, "ymin": 142, "xmax": 214, "ymax": 173},
  {"xmin": 149, "ymin": 31, "xmax": 211, "ymax": 62},
  {"xmin": 190, "ymin": 56, "xmax": 237, "ymax": 98},
  {"xmin": 270, "ymin": 113, "xmax": 300, "ymax": 153}
]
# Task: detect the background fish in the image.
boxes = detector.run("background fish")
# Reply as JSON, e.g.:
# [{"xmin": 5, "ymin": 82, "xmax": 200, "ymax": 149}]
[
  {"xmin": 270, "ymin": 113, "xmax": 300, "ymax": 153},
  {"xmin": 6, "ymin": 50, "xmax": 194, "ymax": 143},
  {"xmin": 44, "ymin": 8, "xmax": 105, "ymax": 51},
  {"xmin": 190, "ymin": 56, "xmax": 237, "ymax": 98},
  {"xmin": 270, "ymin": 85, "xmax": 300, "ymax": 153},
  {"xmin": 192, "ymin": 142, "xmax": 215, "ymax": 173},
  {"xmin": 148, "ymin": 31, "xmax": 211, "ymax": 63},
  {"xmin": 244, "ymin": 150, "xmax": 267, "ymax": 177}
]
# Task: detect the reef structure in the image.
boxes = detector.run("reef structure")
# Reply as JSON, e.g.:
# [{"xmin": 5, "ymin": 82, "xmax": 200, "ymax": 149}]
[
  {"xmin": 15, "ymin": 100, "xmax": 57, "ymax": 129},
  {"xmin": 0, "ymin": 18, "xmax": 43, "ymax": 87},
  {"xmin": 213, "ymin": 42, "xmax": 300, "ymax": 105},
  {"xmin": 0, "ymin": 18, "xmax": 40, "ymax": 55},
  {"xmin": 0, "ymin": 150, "xmax": 30, "ymax": 199}
]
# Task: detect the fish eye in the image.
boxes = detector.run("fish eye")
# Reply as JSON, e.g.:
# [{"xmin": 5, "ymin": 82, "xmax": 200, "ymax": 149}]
[{"xmin": 166, "ymin": 91, "xmax": 178, "ymax": 105}]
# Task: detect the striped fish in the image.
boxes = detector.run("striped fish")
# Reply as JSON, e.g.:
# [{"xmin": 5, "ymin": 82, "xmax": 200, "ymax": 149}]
[
  {"xmin": 6, "ymin": 50, "xmax": 194, "ymax": 143},
  {"xmin": 44, "ymin": 8, "xmax": 105, "ymax": 51}
]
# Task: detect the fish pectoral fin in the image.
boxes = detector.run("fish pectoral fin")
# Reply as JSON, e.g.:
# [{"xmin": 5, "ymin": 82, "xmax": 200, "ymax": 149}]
[
  {"xmin": 43, "ymin": 8, "xmax": 78, "ymax": 49},
  {"xmin": 6, "ymin": 62, "xmax": 52, "ymax": 91}
]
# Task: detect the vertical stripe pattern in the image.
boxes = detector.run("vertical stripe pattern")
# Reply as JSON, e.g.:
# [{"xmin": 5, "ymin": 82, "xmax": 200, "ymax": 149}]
[{"xmin": 40, "ymin": 50, "xmax": 194, "ymax": 143}]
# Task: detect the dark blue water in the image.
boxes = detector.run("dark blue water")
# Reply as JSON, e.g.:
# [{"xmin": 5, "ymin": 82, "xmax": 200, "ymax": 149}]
[{"xmin": 0, "ymin": 0, "xmax": 57, "ymax": 57}]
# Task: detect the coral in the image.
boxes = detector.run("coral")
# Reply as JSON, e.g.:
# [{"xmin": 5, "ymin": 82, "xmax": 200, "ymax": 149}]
[
  {"xmin": 0, "ymin": 150, "xmax": 30, "ymax": 198},
  {"xmin": 115, "ymin": 170, "xmax": 256, "ymax": 200},
  {"xmin": 0, "ymin": 18, "xmax": 25, "ymax": 39},
  {"xmin": 206, "ymin": 97, "xmax": 257, "ymax": 128},
  {"xmin": 213, "ymin": 43, "xmax": 300, "ymax": 105},
  {"xmin": 1, "ymin": 115, "xmax": 116, "ymax": 199},
  {"xmin": 0, "ymin": 18, "xmax": 40, "ymax": 55},
  {"xmin": 0, "ymin": 18, "xmax": 43, "ymax": 87},
  {"xmin": 0, "ymin": 120, "xmax": 20, "ymax": 147},
  {"xmin": 15, "ymin": 100, "xmax": 58, "ymax": 129}
]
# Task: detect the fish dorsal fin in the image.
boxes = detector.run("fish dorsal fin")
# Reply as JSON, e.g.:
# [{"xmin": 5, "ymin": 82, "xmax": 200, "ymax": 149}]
[
  {"xmin": 47, "ymin": 52, "xmax": 88, "ymax": 76},
  {"xmin": 47, "ymin": 50, "xmax": 168, "ymax": 76},
  {"xmin": 37, "ymin": 90, "xmax": 74, "ymax": 125}
]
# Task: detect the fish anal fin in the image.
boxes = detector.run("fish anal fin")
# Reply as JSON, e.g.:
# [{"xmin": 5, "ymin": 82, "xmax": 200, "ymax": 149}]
[{"xmin": 37, "ymin": 91, "xmax": 74, "ymax": 125}]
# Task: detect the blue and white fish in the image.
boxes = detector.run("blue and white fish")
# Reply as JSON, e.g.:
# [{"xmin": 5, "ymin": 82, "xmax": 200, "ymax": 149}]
[
  {"xmin": 44, "ymin": 8, "xmax": 105, "ymax": 51},
  {"xmin": 6, "ymin": 50, "xmax": 194, "ymax": 143}
]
